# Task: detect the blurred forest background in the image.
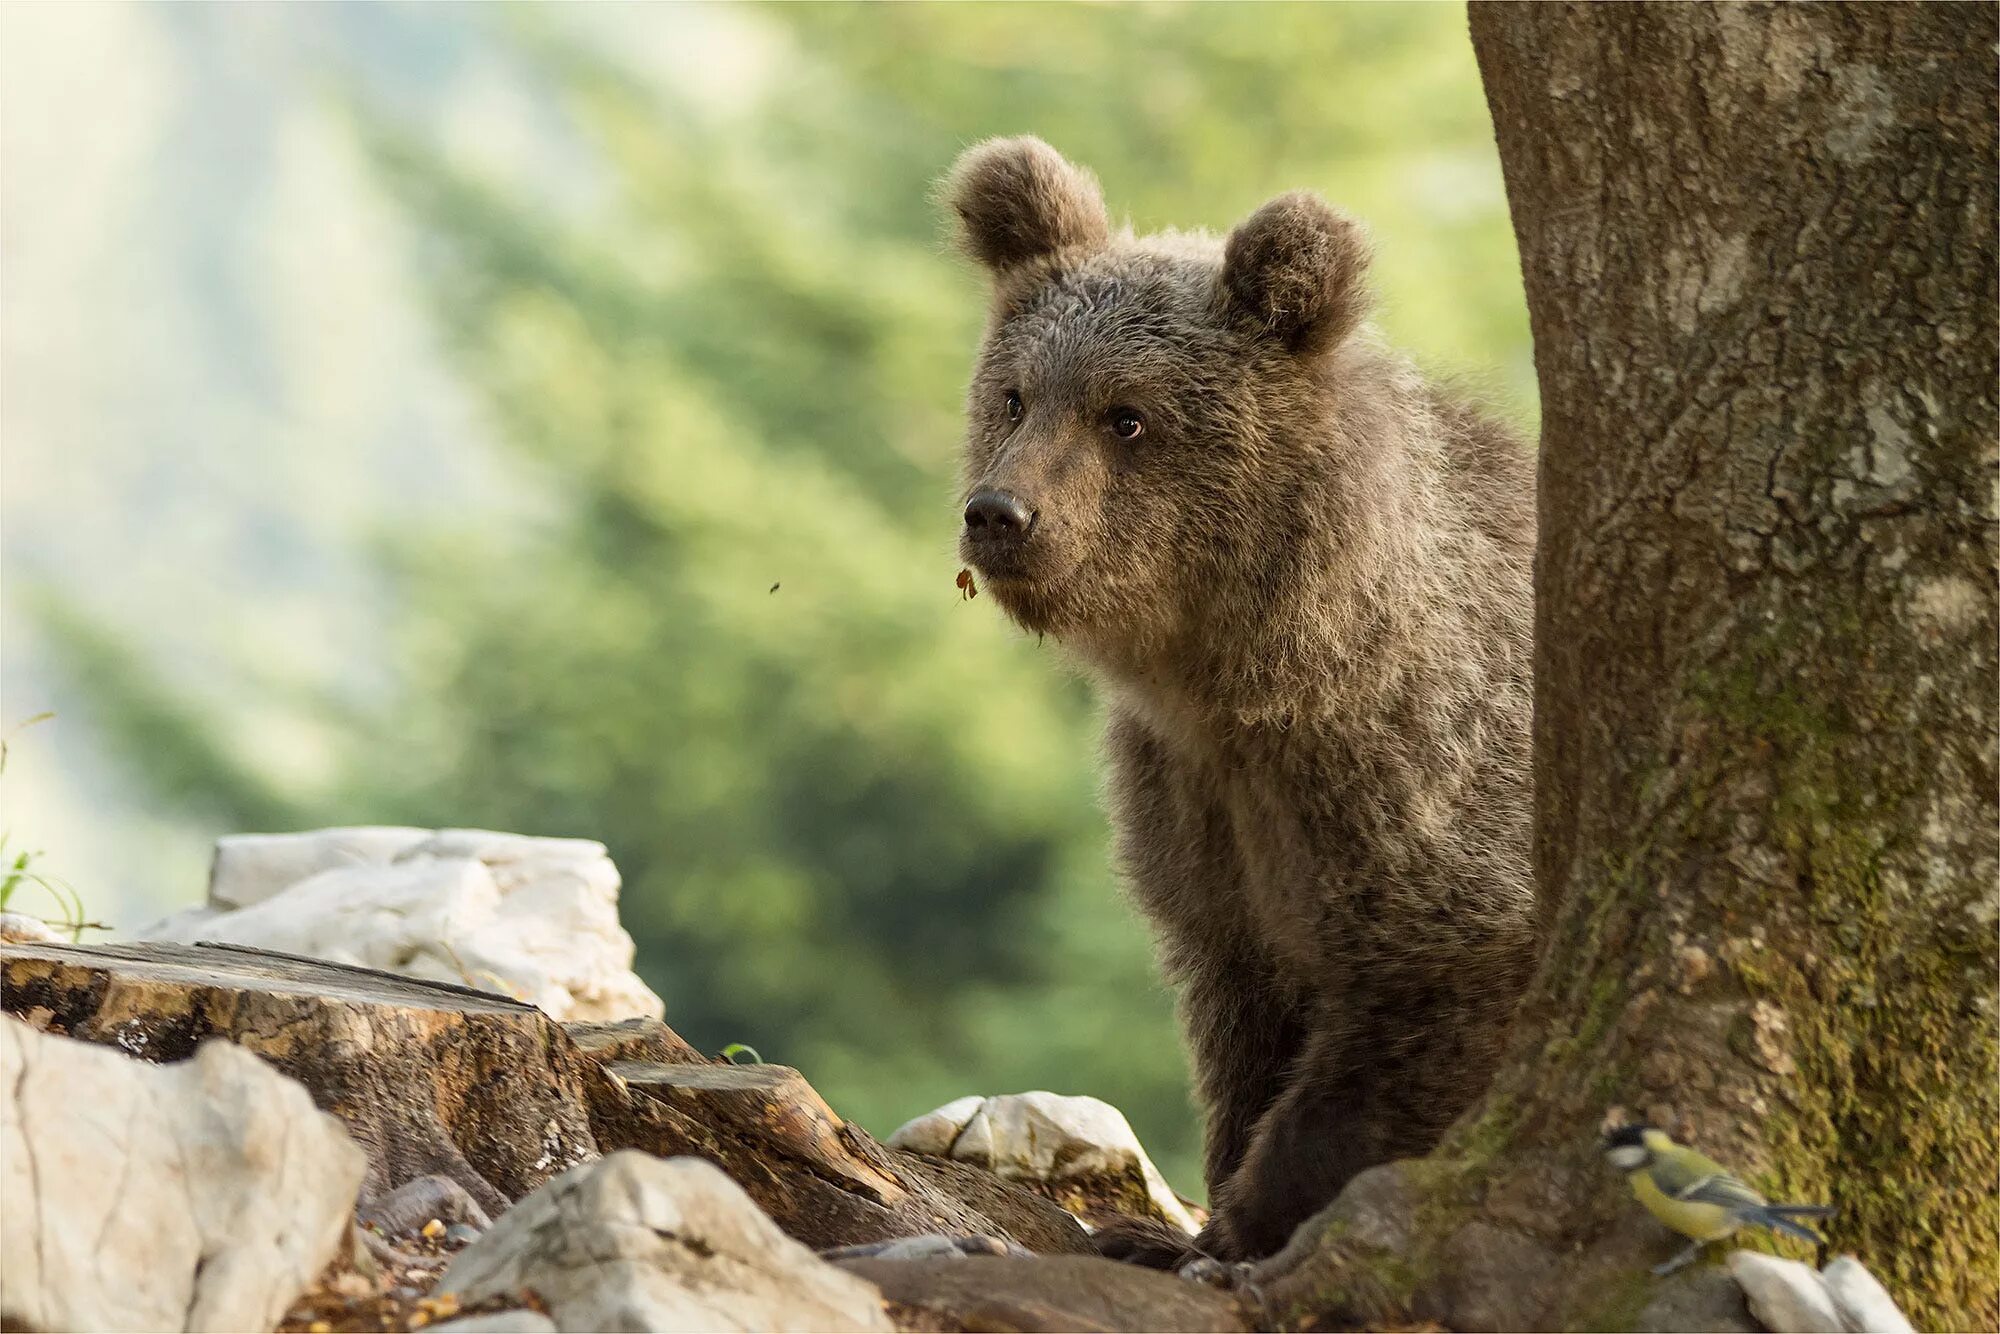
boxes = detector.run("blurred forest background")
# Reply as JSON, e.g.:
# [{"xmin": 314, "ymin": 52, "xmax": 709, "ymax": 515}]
[{"xmin": 0, "ymin": 3, "xmax": 1531, "ymax": 1193}]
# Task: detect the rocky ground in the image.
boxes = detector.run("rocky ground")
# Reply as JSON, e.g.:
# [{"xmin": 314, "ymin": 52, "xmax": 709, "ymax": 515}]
[{"xmin": 0, "ymin": 829, "xmax": 1916, "ymax": 1333}]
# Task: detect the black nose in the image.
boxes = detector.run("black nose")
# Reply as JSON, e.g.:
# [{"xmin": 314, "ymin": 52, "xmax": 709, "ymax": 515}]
[{"xmin": 964, "ymin": 489, "xmax": 1034, "ymax": 535}]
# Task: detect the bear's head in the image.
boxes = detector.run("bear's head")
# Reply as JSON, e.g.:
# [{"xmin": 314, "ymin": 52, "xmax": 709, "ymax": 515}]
[{"xmin": 946, "ymin": 136, "xmax": 1377, "ymax": 676}]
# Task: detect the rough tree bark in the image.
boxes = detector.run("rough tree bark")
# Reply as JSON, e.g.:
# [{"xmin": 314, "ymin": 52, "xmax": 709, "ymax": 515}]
[{"xmin": 1260, "ymin": 6, "xmax": 1996, "ymax": 1331}]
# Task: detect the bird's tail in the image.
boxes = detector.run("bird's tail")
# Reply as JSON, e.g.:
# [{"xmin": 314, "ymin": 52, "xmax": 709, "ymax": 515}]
[{"xmin": 1744, "ymin": 1203, "xmax": 1833, "ymax": 1246}]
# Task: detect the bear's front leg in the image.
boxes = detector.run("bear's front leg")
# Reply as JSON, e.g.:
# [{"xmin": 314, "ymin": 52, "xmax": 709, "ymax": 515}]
[
  {"xmin": 1104, "ymin": 712, "xmax": 1310, "ymax": 1251},
  {"xmin": 1093, "ymin": 949, "xmax": 1305, "ymax": 1269},
  {"xmin": 1179, "ymin": 948, "xmax": 1309, "ymax": 1199},
  {"xmin": 1203, "ymin": 1006, "xmax": 1459, "ymax": 1261}
]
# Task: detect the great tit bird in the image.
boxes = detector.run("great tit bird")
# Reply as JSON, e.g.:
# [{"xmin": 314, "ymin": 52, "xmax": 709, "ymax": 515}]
[{"xmin": 1602, "ymin": 1124, "xmax": 1834, "ymax": 1276}]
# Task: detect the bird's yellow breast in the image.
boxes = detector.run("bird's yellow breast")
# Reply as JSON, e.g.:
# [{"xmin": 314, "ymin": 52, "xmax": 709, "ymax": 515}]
[{"xmin": 1629, "ymin": 1170, "xmax": 1737, "ymax": 1242}]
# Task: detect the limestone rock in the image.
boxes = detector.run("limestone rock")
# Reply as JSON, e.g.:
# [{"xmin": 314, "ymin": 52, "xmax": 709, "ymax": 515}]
[
  {"xmin": 204, "ymin": 826, "xmax": 431, "ymax": 908},
  {"xmin": 0, "ymin": 1014, "xmax": 367, "ymax": 1332},
  {"xmin": 439, "ymin": 1151, "xmax": 894, "ymax": 1332},
  {"xmin": 838, "ymin": 1254, "xmax": 1250, "ymax": 1333},
  {"xmin": 0, "ymin": 912, "xmax": 63, "ymax": 944},
  {"xmin": 888, "ymin": 1092, "xmax": 1197, "ymax": 1234},
  {"xmin": 1819, "ymin": 1256, "xmax": 1915, "ymax": 1334},
  {"xmin": 141, "ymin": 825, "xmax": 661, "ymax": 1022},
  {"xmin": 1729, "ymin": 1251, "xmax": 1845, "ymax": 1334},
  {"xmin": 887, "ymin": 1095, "xmax": 987, "ymax": 1157}
]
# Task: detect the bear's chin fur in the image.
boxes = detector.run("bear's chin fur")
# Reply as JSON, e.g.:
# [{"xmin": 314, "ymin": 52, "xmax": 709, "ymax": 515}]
[{"xmin": 983, "ymin": 577, "xmax": 1061, "ymax": 635}]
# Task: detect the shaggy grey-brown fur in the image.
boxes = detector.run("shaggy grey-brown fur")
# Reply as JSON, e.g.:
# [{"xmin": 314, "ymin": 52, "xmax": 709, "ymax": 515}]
[{"xmin": 946, "ymin": 136, "xmax": 1536, "ymax": 1264}]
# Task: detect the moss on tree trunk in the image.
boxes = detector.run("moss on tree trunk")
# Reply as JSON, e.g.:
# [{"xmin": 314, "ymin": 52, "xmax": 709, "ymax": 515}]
[{"xmin": 1263, "ymin": 5, "xmax": 1997, "ymax": 1329}]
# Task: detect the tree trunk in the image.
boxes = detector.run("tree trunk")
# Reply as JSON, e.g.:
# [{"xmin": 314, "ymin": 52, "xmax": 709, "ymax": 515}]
[{"xmin": 1262, "ymin": 5, "xmax": 1997, "ymax": 1330}]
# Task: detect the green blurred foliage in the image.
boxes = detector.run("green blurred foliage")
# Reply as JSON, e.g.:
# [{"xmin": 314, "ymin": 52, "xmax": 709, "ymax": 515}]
[{"xmin": 45, "ymin": 3, "xmax": 1528, "ymax": 1194}]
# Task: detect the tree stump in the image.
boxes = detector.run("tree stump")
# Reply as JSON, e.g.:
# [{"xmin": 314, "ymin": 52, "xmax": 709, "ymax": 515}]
[
  {"xmin": 1, "ymin": 940, "xmax": 603, "ymax": 1218},
  {"xmin": 0, "ymin": 940, "xmax": 1091, "ymax": 1256},
  {"xmin": 591, "ymin": 1060, "xmax": 1091, "ymax": 1253},
  {"xmin": 565, "ymin": 1015, "xmax": 709, "ymax": 1066}
]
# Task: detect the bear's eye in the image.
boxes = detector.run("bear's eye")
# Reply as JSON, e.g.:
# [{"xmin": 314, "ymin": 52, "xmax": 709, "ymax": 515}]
[
  {"xmin": 1004, "ymin": 390, "xmax": 1024, "ymax": 423},
  {"xmin": 1108, "ymin": 408, "xmax": 1146, "ymax": 441}
]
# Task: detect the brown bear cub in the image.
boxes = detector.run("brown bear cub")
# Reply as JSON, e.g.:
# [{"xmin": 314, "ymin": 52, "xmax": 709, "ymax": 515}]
[{"xmin": 946, "ymin": 138, "xmax": 1536, "ymax": 1265}]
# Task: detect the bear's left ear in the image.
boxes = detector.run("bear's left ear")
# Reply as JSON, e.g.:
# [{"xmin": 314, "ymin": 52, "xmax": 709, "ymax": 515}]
[
  {"xmin": 944, "ymin": 136, "xmax": 1109, "ymax": 273},
  {"xmin": 1219, "ymin": 192, "xmax": 1372, "ymax": 356}
]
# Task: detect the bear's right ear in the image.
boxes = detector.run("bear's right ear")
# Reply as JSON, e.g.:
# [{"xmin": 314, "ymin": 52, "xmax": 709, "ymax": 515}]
[
  {"xmin": 944, "ymin": 136, "xmax": 1109, "ymax": 273},
  {"xmin": 1220, "ymin": 192, "xmax": 1372, "ymax": 356}
]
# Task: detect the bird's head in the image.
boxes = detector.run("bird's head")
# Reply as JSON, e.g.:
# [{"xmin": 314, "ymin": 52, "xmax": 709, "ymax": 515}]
[{"xmin": 1601, "ymin": 1123, "xmax": 1668, "ymax": 1171}]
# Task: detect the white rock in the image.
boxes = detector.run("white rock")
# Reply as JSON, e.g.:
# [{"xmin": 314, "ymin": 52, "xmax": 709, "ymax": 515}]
[
  {"xmin": 0, "ymin": 1015, "xmax": 368, "ymax": 1333},
  {"xmin": 887, "ymin": 1091, "xmax": 1198, "ymax": 1234},
  {"xmin": 399, "ymin": 828, "xmax": 615, "ymax": 878},
  {"xmin": 884, "ymin": 1095, "xmax": 985, "ymax": 1156},
  {"xmin": 209, "ymin": 826, "xmax": 431, "ymax": 908},
  {"xmin": 140, "ymin": 825, "xmax": 662, "ymax": 1023},
  {"xmin": 0, "ymin": 911, "xmax": 63, "ymax": 944},
  {"xmin": 439, "ymin": 1151, "xmax": 893, "ymax": 1333},
  {"xmin": 1729, "ymin": 1250, "xmax": 1845, "ymax": 1334},
  {"xmin": 1820, "ymin": 1256, "xmax": 1915, "ymax": 1334}
]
